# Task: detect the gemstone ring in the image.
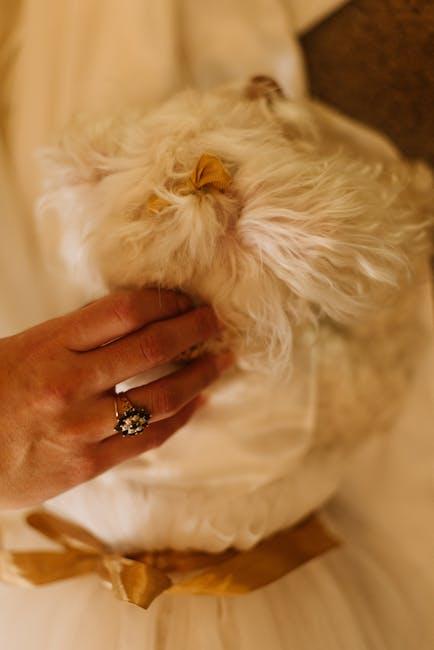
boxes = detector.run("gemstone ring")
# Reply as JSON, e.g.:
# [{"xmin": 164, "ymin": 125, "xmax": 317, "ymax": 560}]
[{"xmin": 113, "ymin": 393, "xmax": 151, "ymax": 437}]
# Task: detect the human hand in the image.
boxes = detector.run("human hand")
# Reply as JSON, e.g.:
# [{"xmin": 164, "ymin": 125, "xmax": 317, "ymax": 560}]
[{"xmin": 0, "ymin": 289, "xmax": 232, "ymax": 509}]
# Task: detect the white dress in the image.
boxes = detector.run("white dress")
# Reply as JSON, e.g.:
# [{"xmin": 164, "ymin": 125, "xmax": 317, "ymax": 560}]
[{"xmin": 0, "ymin": 2, "xmax": 433, "ymax": 649}]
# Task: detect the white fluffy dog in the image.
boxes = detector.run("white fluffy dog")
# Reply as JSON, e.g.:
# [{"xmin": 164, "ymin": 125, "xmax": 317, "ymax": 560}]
[{"xmin": 39, "ymin": 76, "xmax": 433, "ymax": 452}]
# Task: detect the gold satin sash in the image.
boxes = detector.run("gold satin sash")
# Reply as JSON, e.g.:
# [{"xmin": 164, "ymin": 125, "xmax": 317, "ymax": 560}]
[{"xmin": 0, "ymin": 510, "xmax": 339, "ymax": 610}]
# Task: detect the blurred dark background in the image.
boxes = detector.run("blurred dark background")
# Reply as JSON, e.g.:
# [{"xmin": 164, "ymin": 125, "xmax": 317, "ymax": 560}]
[{"xmin": 303, "ymin": 0, "xmax": 434, "ymax": 166}]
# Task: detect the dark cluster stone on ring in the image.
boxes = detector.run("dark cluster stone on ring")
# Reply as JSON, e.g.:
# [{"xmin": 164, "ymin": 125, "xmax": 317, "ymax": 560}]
[{"xmin": 115, "ymin": 407, "xmax": 151, "ymax": 437}]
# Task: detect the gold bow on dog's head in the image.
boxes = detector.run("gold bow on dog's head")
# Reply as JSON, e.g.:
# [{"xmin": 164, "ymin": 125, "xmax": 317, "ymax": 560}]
[
  {"xmin": 147, "ymin": 153, "xmax": 232, "ymax": 215},
  {"xmin": 190, "ymin": 153, "xmax": 232, "ymax": 192}
]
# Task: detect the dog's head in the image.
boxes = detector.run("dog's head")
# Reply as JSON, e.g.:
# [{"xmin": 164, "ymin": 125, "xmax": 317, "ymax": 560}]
[{"xmin": 38, "ymin": 76, "xmax": 431, "ymax": 376}]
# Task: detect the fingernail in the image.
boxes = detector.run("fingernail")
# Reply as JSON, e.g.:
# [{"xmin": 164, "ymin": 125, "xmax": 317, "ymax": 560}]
[{"xmin": 214, "ymin": 351, "xmax": 235, "ymax": 372}]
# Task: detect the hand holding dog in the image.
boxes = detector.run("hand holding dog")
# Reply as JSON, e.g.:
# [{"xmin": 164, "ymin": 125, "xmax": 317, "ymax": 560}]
[{"xmin": 0, "ymin": 289, "xmax": 232, "ymax": 509}]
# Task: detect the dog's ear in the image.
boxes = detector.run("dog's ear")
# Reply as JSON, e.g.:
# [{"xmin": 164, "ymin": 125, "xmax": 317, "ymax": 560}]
[
  {"xmin": 245, "ymin": 76, "xmax": 285, "ymax": 103},
  {"xmin": 36, "ymin": 114, "xmax": 127, "ymax": 286},
  {"xmin": 37, "ymin": 112, "xmax": 154, "ymax": 294},
  {"xmin": 244, "ymin": 76, "xmax": 317, "ymax": 142},
  {"xmin": 37, "ymin": 113, "xmax": 138, "ymax": 247},
  {"xmin": 37, "ymin": 115, "xmax": 121, "ymax": 191}
]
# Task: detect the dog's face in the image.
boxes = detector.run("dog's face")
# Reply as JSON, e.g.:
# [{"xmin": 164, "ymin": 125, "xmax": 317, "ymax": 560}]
[{"xmin": 39, "ymin": 77, "xmax": 426, "ymax": 376}]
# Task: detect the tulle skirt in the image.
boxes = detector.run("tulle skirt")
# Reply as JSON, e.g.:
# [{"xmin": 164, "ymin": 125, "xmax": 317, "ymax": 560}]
[{"xmin": 1, "ymin": 501, "xmax": 433, "ymax": 650}]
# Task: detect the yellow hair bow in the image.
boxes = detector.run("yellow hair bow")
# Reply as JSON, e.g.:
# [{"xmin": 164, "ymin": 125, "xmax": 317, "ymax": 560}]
[{"xmin": 147, "ymin": 153, "xmax": 232, "ymax": 214}]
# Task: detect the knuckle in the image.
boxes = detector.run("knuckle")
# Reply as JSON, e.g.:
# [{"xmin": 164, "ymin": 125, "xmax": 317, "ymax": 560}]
[
  {"xmin": 151, "ymin": 385, "xmax": 179, "ymax": 415},
  {"xmin": 59, "ymin": 412, "xmax": 92, "ymax": 441},
  {"xmin": 58, "ymin": 417, "xmax": 80, "ymax": 439},
  {"xmin": 61, "ymin": 320, "xmax": 86, "ymax": 348},
  {"xmin": 39, "ymin": 376, "xmax": 76, "ymax": 409},
  {"xmin": 62, "ymin": 445, "xmax": 101, "ymax": 482},
  {"xmin": 74, "ymin": 453, "xmax": 99, "ymax": 482},
  {"xmin": 138, "ymin": 330, "xmax": 167, "ymax": 366},
  {"xmin": 76, "ymin": 363, "xmax": 100, "ymax": 392},
  {"xmin": 111, "ymin": 292, "xmax": 141, "ymax": 329}
]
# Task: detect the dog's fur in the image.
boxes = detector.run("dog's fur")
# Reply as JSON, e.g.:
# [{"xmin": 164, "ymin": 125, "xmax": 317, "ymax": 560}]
[{"xmin": 38, "ymin": 77, "xmax": 433, "ymax": 450}]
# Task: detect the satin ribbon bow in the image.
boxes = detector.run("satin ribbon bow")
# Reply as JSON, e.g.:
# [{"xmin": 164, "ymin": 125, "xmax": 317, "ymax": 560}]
[
  {"xmin": 147, "ymin": 153, "xmax": 232, "ymax": 214},
  {"xmin": 0, "ymin": 510, "xmax": 339, "ymax": 610}
]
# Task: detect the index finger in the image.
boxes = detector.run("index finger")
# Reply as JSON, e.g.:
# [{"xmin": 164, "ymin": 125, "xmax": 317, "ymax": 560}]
[
  {"xmin": 59, "ymin": 289, "xmax": 193, "ymax": 352},
  {"xmin": 80, "ymin": 305, "xmax": 221, "ymax": 392}
]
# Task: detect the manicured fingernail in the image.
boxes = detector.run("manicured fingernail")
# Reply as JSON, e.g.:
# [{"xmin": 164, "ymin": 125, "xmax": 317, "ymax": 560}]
[{"xmin": 215, "ymin": 351, "xmax": 235, "ymax": 372}]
